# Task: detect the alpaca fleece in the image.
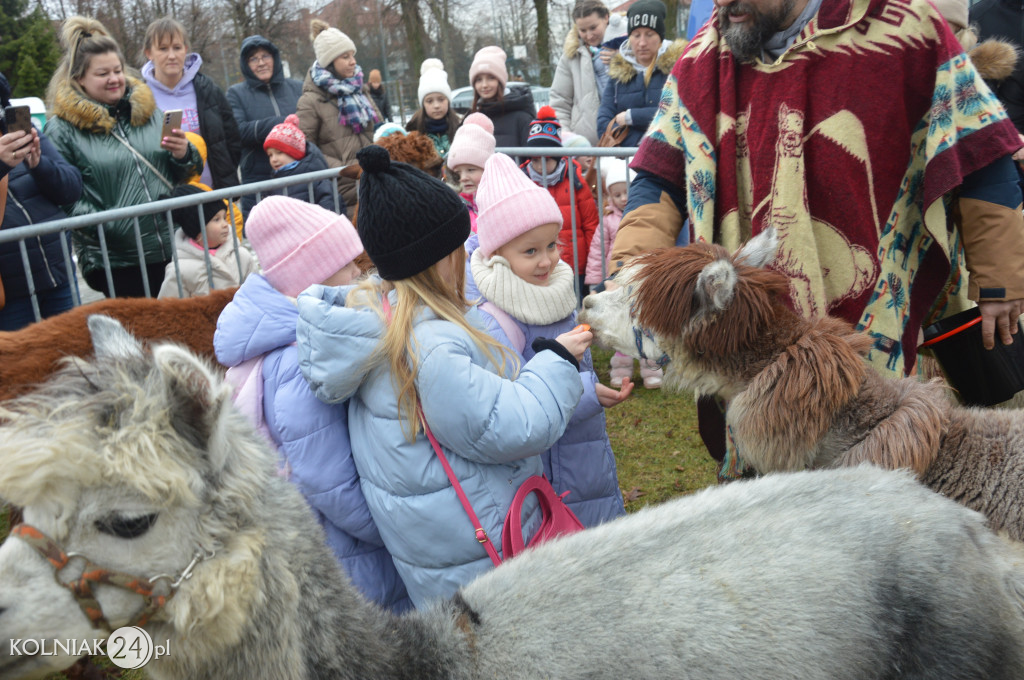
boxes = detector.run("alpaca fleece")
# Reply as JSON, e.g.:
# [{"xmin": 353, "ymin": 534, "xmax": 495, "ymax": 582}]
[
  {"xmin": 0, "ymin": 288, "xmax": 234, "ymax": 401},
  {"xmin": 0, "ymin": 315, "xmax": 1023, "ymax": 679},
  {"xmin": 580, "ymin": 232, "xmax": 1024, "ymax": 540}
]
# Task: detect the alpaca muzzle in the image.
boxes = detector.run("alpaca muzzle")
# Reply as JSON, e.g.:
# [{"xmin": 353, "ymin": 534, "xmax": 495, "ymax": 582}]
[{"xmin": 9, "ymin": 524, "xmax": 214, "ymax": 632}]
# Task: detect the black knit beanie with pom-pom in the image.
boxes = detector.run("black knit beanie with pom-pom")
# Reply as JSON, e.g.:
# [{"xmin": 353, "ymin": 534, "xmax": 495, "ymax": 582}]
[{"xmin": 355, "ymin": 144, "xmax": 470, "ymax": 280}]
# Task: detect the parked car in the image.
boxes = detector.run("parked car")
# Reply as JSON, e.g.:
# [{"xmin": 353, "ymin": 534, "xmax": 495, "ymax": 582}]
[
  {"xmin": 450, "ymin": 83, "xmax": 549, "ymax": 116},
  {"xmin": 451, "ymin": 86, "xmax": 474, "ymax": 115}
]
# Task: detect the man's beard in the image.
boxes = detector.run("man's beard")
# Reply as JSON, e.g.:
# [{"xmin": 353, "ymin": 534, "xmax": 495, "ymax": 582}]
[{"xmin": 720, "ymin": 0, "xmax": 796, "ymax": 62}]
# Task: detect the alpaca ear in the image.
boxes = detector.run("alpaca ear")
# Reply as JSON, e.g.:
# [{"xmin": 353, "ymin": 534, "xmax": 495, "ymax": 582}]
[
  {"xmin": 734, "ymin": 227, "xmax": 779, "ymax": 269},
  {"xmin": 152, "ymin": 344, "xmax": 231, "ymax": 470},
  {"xmin": 694, "ymin": 259, "xmax": 738, "ymax": 313},
  {"xmin": 88, "ymin": 315, "xmax": 145, "ymax": 360}
]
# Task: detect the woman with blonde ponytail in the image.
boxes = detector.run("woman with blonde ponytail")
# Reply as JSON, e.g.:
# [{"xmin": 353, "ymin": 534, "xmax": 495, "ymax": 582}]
[
  {"xmin": 296, "ymin": 19, "xmax": 381, "ymax": 216},
  {"xmin": 297, "ymin": 146, "xmax": 590, "ymax": 608},
  {"xmin": 44, "ymin": 16, "xmax": 202, "ymax": 298}
]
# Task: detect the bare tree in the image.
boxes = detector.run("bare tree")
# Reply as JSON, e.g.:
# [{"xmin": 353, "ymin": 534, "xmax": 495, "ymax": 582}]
[
  {"xmin": 664, "ymin": 0, "xmax": 680, "ymax": 38},
  {"xmin": 41, "ymin": 0, "xmax": 244, "ymax": 88},
  {"xmin": 395, "ymin": 0, "xmax": 427, "ymax": 76},
  {"xmin": 223, "ymin": 0, "xmax": 301, "ymax": 47},
  {"xmin": 531, "ymin": 0, "xmax": 551, "ymax": 85},
  {"xmin": 421, "ymin": 0, "xmax": 462, "ymax": 83}
]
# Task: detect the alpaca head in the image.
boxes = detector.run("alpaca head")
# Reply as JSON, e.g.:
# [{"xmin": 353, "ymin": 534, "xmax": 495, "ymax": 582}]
[
  {"xmin": 581, "ymin": 229, "xmax": 794, "ymax": 397},
  {"xmin": 0, "ymin": 316, "xmax": 276, "ymax": 679},
  {"xmin": 376, "ymin": 131, "xmax": 444, "ymax": 177}
]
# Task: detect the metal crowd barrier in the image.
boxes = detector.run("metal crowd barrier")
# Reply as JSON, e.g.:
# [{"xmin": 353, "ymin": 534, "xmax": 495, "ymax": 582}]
[{"xmin": 0, "ymin": 147, "xmax": 637, "ymax": 324}]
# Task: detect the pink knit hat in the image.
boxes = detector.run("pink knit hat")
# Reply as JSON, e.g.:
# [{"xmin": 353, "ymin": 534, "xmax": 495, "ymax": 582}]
[
  {"xmin": 469, "ymin": 46, "xmax": 508, "ymax": 89},
  {"xmin": 246, "ymin": 196, "xmax": 363, "ymax": 297},
  {"xmin": 263, "ymin": 114, "xmax": 306, "ymax": 161},
  {"xmin": 447, "ymin": 113, "xmax": 496, "ymax": 170},
  {"xmin": 476, "ymin": 153, "xmax": 563, "ymax": 258}
]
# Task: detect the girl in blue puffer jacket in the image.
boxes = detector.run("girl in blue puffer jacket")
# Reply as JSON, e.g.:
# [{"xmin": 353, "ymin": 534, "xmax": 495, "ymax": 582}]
[
  {"xmin": 296, "ymin": 146, "xmax": 591, "ymax": 608},
  {"xmin": 214, "ymin": 195, "xmax": 410, "ymax": 612}
]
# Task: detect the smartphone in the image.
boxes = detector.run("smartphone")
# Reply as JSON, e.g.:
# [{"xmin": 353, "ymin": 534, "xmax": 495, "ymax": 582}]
[
  {"xmin": 160, "ymin": 109, "xmax": 183, "ymax": 140},
  {"xmin": 4, "ymin": 105, "xmax": 32, "ymax": 135}
]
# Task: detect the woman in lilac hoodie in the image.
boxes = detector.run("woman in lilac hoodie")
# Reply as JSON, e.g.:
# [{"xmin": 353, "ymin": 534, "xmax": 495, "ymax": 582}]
[
  {"xmin": 142, "ymin": 17, "xmax": 241, "ymax": 190},
  {"xmin": 214, "ymin": 196, "xmax": 411, "ymax": 612}
]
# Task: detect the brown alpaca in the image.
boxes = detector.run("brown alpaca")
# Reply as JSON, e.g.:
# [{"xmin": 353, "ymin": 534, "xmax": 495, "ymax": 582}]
[
  {"xmin": 581, "ymin": 229, "xmax": 1024, "ymax": 540},
  {"xmin": 0, "ymin": 287, "xmax": 235, "ymax": 402}
]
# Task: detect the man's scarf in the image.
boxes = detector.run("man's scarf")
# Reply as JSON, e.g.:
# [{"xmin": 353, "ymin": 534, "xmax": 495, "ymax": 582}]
[
  {"xmin": 632, "ymin": 0, "xmax": 1020, "ymax": 379},
  {"xmin": 310, "ymin": 62, "xmax": 381, "ymax": 134}
]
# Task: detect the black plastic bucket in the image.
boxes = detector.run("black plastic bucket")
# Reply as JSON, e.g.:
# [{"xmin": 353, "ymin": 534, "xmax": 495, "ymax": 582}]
[{"xmin": 920, "ymin": 307, "xmax": 1024, "ymax": 406}]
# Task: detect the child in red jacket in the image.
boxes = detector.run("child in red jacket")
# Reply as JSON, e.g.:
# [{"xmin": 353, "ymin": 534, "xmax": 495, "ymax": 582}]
[{"xmin": 519, "ymin": 106, "xmax": 598, "ymax": 302}]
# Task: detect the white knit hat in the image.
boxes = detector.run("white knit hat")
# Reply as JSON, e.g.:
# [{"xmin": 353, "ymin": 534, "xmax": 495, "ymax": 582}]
[
  {"xmin": 601, "ymin": 158, "xmax": 631, "ymax": 189},
  {"xmin": 311, "ymin": 19, "xmax": 356, "ymax": 67},
  {"xmin": 418, "ymin": 58, "xmax": 453, "ymax": 104},
  {"xmin": 604, "ymin": 12, "xmax": 628, "ymax": 41},
  {"xmin": 447, "ymin": 113, "xmax": 496, "ymax": 170},
  {"xmin": 476, "ymin": 153, "xmax": 564, "ymax": 258}
]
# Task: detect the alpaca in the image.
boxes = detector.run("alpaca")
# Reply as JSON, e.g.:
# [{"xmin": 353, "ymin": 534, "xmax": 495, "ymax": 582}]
[
  {"xmin": 0, "ymin": 287, "xmax": 234, "ymax": 402},
  {"xmin": 1, "ymin": 316, "xmax": 1024, "ymax": 680},
  {"xmin": 580, "ymin": 229, "xmax": 1024, "ymax": 540}
]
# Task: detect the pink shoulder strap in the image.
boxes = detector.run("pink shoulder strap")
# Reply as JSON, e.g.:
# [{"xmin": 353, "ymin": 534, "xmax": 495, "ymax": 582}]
[
  {"xmin": 382, "ymin": 294, "xmax": 503, "ymax": 566},
  {"xmin": 478, "ymin": 301, "xmax": 526, "ymax": 354}
]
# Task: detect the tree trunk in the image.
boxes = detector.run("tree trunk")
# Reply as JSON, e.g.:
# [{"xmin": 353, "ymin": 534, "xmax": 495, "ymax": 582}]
[
  {"xmin": 397, "ymin": 0, "xmax": 427, "ymax": 77},
  {"xmin": 532, "ymin": 0, "xmax": 552, "ymax": 85},
  {"xmin": 664, "ymin": 0, "xmax": 680, "ymax": 39}
]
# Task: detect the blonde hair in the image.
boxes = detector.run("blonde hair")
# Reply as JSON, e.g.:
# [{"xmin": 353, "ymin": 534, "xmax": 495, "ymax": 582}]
[
  {"xmin": 47, "ymin": 16, "xmax": 126, "ymax": 108},
  {"xmin": 348, "ymin": 248, "xmax": 519, "ymax": 441}
]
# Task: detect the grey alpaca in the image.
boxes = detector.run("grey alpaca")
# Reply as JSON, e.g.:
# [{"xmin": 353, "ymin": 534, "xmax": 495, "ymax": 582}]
[
  {"xmin": 580, "ymin": 228, "xmax": 1024, "ymax": 540},
  {"xmin": 1, "ymin": 315, "xmax": 1024, "ymax": 680}
]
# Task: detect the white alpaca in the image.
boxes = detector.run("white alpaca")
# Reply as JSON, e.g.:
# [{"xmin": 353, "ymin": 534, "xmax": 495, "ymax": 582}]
[{"xmin": 1, "ymin": 316, "xmax": 1023, "ymax": 680}]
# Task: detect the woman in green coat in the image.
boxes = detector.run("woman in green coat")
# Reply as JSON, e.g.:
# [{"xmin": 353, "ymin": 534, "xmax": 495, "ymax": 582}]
[{"xmin": 45, "ymin": 16, "xmax": 202, "ymax": 298}]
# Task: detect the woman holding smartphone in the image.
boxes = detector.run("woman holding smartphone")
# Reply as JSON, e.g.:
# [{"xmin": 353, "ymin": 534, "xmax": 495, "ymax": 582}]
[
  {"xmin": 0, "ymin": 71, "xmax": 84, "ymax": 330},
  {"xmin": 44, "ymin": 16, "xmax": 202, "ymax": 298},
  {"xmin": 141, "ymin": 16, "xmax": 240, "ymax": 191}
]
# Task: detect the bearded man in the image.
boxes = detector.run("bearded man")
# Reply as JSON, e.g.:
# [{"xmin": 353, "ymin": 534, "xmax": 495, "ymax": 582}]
[{"xmin": 606, "ymin": 0, "xmax": 1024, "ymax": 476}]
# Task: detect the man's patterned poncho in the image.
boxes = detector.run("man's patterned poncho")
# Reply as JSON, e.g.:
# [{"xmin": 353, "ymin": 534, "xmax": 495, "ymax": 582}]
[{"xmin": 632, "ymin": 0, "xmax": 1021, "ymax": 378}]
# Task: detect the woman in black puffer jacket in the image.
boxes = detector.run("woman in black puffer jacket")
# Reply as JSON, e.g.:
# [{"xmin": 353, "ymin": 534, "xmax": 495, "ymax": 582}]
[
  {"xmin": 466, "ymin": 46, "xmax": 535, "ymax": 148},
  {"xmin": 141, "ymin": 16, "xmax": 241, "ymax": 191},
  {"xmin": 0, "ymin": 72, "xmax": 84, "ymax": 330}
]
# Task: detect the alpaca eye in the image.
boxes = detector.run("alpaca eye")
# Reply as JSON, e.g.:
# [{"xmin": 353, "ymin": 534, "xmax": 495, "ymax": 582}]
[{"xmin": 96, "ymin": 513, "xmax": 158, "ymax": 539}]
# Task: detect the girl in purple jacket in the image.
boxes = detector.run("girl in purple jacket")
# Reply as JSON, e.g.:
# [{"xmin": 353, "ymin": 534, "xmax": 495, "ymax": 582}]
[
  {"xmin": 468, "ymin": 153, "xmax": 631, "ymax": 527},
  {"xmin": 214, "ymin": 195, "xmax": 410, "ymax": 612}
]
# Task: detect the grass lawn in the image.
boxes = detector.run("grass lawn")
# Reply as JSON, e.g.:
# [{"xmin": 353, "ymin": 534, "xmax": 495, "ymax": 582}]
[
  {"xmin": 593, "ymin": 347, "xmax": 719, "ymax": 507},
  {"xmin": 15, "ymin": 347, "xmax": 716, "ymax": 680}
]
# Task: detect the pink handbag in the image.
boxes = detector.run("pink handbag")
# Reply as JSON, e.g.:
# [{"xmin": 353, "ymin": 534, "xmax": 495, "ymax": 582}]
[
  {"xmin": 420, "ymin": 405, "xmax": 583, "ymax": 565},
  {"xmin": 501, "ymin": 475, "xmax": 584, "ymax": 557}
]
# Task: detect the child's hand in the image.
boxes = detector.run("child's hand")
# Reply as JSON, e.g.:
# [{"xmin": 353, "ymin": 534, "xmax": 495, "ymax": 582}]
[
  {"xmin": 596, "ymin": 378, "xmax": 633, "ymax": 407},
  {"xmin": 555, "ymin": 324, "xmax": 593, "ymax": 362}
]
